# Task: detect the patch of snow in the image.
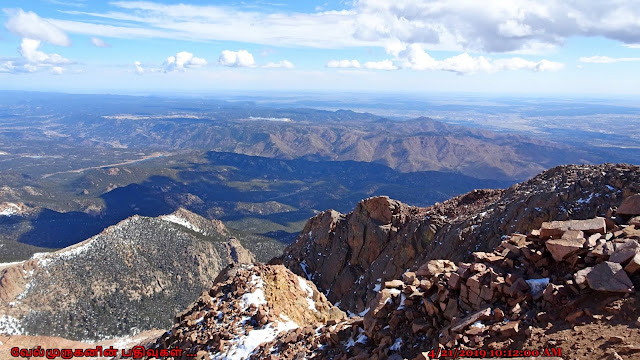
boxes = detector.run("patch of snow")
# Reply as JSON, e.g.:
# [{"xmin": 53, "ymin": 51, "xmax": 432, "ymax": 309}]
[
  {"xmin": 299, "ymin": 260, "xmax": 312, "ymax": 280},
  {"xmin": 577, "ymin": 193, "xmax": 594, "ymax": 204},
  {"xmin": 606, "ymin": 185, "xmax": 615, "ymax": 191},
  {"xmin": 525, "ymin": 278, "xmax": 549, "ymax": 294},
  {"xmin": 297, "ymin": 277, "xmax": 317, "ymax": 311},
  {"xmin": 358, "ymin": 307, "xmax": 370, "ymax": 317},
  {"xmin": 390, "ymin": 338, "xmax": 402, "ymax": 351},
  {"xmin": 0, "ymin": 315, "xmax": 23, "ymax": 335},
  {"xmin": 241, "ymin": 275, "xmax": 267, "ymax": 308},
  {"xmin": 356, "ymin": 332, "xmax": 368, "ymax": 344},
  {"xmin": 397, "ymin": 293, "xmax": 407, "ymax": 310},
  {"xmin": 214, "ymin": 320, "xmax": 298, "ymax": 360},
  {"xmin": 387, "ymin": 288, "xmax": 401, "ymax": 296},
  {"xmin": 471, "ymin": 321, "xmax": 485, "ymax": 328},
  {"xmin": 0, "ymin": 260, "xmax": 25, "ymax": 268},
  {"xmin": 160, "ymin": 214, "xmax": 201, "ymax": 233},
  {"xmin": 0, "ymin": 203, "xmax": 20, "ymax": 217}
]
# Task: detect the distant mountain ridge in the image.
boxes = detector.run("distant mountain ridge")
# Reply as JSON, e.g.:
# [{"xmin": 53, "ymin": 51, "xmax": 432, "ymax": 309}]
[{"xmin": 1, "ymin": 93, "xmax": 599, "ymax": 180}]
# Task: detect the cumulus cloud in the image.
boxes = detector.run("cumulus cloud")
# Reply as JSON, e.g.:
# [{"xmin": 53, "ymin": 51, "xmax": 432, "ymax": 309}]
[
  {"xmin": 90, "ymin": 37, "xmax": 110, "ymax": 47},
  {"xmin": 134, "ymin": 61, "xmax": 145, "ymax": 75},
  {"xmin": 326, "ymin": 59, "xmax": 362, "ymax": 68},
  {"xmin": 0, "ymin": 38, "xmax": 73, "ymax": 74},
  {"xmin": 326, "ymin": 45, "xmax": 563, "ymax": 74},
  {"xmin": 163, "ymin": 51, "xmax": 207, "ymax": 72},
  {"xmin": 262, "ymin": 60, "xmax": 295, "ymax": 69},
  {"xmin": 353, "ymin": 0, "xmax": 640, "ymax": 53},
  {"xmin": 363, "ymin": 60, "xmax": 397, "ymax": 70},
  {"xmin": 19, "ymin": 39, "xmax": 72, "ymax": 65},
  {"xmin": 579, "ymin": 56, "xmax": 640, "ymax": 64},
  {"xmin": 396, "ymin": 45, "xmax": 563, "ymax": 74},
  {"xmin": 219, "ymin": 50, "xmax": 256, "ymax": 67},
  {"xmin": 4, "ymin": 9, "xmax": 71, "ymax": 46}
]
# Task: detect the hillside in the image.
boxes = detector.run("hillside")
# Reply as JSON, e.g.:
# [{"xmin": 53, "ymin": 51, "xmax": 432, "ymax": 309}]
[{"xmin": 0, "ymin": 209, "xmax": 258, "ymax": 340}]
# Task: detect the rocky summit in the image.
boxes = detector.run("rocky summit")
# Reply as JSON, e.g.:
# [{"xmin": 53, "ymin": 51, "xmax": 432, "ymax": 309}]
[
  {"xmin": 277, "ymin": 163, "xmax": 640, "ymax": 314},
  {"xmin": 251, "ymin": 204, "xmax": 640, "ymax": 360},
  {"xmin": 141, "ymin": 264, "xmax": 345, "ymax": 360},
  {"xmin": 0, "ymin": 208, "xmax": 254, "ymax": 340}
]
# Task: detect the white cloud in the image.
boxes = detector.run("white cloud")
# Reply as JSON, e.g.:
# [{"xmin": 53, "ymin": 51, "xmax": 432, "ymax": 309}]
[
  {"xmin": 353, "ymin": 0, "xmax": 640, "ymax": 53},
  {"xmin": 219, "ymin": 50, "xmax": 256, "ymax": 67},
  {"xmin": 579, "ymin": 55, "xmax": 640, "ymax": 64},
  {"xmin": 16, "ymin": 1, "xmax": 640, "ymax": 54},
  {"xmin": 90, "ymin": 37, "xmax": 110, "ymax": 47},
  {"xmin": 325, "ymin": 45, "xmax": 563, "ymax": 74},
  {"xmin": 363, "ymin": 60, "xmax": 397, "ymax": 70},
  {"xmin": 51, "ymin": 66, "xmax": 64, "ymax": 75},
  {"xmin": 19, "ymin": 39, "xmax": 72, "ymax": 65},
  {"xmin": 164, "ymin": 51, "xmax": 207, "ymax": 72},
  {"xmin": 134, "ymin": 61, "xmax": 145, "ymax": 75},
  {"xmin": 326, "ymin": 59, "xmax": 361, "ymax": 68},
  {"xmin": 0, "ymin": 38, "xmax": 73, "ymax": 74},
  {"xmin": 396, "ymin": 44, "xmax": 563, "ymax": 74},
  {"xmin": 262, "ymin": 60, "xmax": 295, "ymax": 69},
  {"xmin": 624, "ymin": 44, "xmax": 640, "ymax": 49},
  {"xmin": 4, "ymin": 9, "xmax": 71, "ymax": 46}
]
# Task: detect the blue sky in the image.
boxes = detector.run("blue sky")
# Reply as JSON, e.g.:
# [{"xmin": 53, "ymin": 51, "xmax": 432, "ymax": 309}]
[{"xmin": 0, "ymin": 0, "xmax": 639, "ymax": 95}]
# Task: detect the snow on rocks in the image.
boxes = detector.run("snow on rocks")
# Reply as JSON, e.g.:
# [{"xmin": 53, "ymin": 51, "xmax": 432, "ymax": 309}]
[{"xmin": 143, "ymin": 264, "xmax": 345, "ymax": 359}]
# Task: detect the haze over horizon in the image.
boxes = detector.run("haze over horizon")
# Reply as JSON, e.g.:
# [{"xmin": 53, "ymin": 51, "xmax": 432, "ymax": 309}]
[{"xmin": 1, "ymin": 0, "xmax": 639, "ymax": 95}]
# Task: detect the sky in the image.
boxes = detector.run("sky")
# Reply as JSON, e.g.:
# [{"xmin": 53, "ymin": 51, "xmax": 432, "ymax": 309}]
[{"xmin": 0, "ymin": 0, "xmax": 639, "ymax": 95}]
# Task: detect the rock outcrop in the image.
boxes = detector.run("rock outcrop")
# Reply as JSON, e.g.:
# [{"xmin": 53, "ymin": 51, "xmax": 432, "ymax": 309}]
[
  {"xmin": 0, "ymin": 209, "xmax": 254, "ymax": 340},
  {"xmin": 277, "ymin": 164, "xmax": 640, "ymax": 313},
  {"xmin": 252, "ymin": 208, "xmax": 640, "ymax": 360},
  {"xmin": 141, "ymin": 264, "xmax": 345, "ymax": 359}
]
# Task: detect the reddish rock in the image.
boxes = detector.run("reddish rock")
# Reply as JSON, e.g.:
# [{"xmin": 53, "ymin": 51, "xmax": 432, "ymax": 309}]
[
  {"xmin": 546, "ymin": 237, "xmax": 585, "ymax": 262},
  {"xmin": 402, "ymin": 272, "xmax": 417, "ymax": 284},
  {"xmin": 585, "ymin": 262, "xmax": 635, "ymax": 293},
  {"xmin": 498, "ymin": 320, "xmax": 521, "ymax": 337},
  {"xmin": 416, "ymin": 259, "xmax": 457, "ymax": 277},
  {"xmin": 624, "ymin": 253, "xmax": 640, "ymax": 274},
  {"xmin": 540, "ymin": 218, "xmax": 606, "ymax": 238},
  {"xmin": 447, "ymin": 272, "xmax": 462, "ymax": 290},
  {"xmin": 385, "ymin": 280, "xmax": 404, "ymax": 289},
  {"xmin": 618, "ymin": 194, "xmax": 640, "ymax": 216},
  {"xmin": 609, "ymin": 239, "xmax": 640, "ymax": 264},
  {"xmin": 624, "ymin": 225, "xmax": 640, "ymax": 239},
  {"xmin": 451, "ymin": 307, "xmax": 492, "ymax": 333}
]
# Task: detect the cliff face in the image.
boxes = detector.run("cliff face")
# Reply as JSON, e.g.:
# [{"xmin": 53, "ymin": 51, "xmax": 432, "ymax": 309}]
[
  {"xmin": 277, "ymin": 164, "xmax": 640, "ymax": 313},
  {"xmin": 0, "ymin": 208, "xmax": 254, "ymax": 340}
]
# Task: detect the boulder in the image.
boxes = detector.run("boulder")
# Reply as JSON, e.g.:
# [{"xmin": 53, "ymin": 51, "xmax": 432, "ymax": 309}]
[
  {"xmin": 546, "ymin": 237, "xmax": 586, "ymax": 262},
  {"xmin": 498, "ymin": 320, "xmax": 521, "ymax": 337},
  {"xmin": 609, "ymin": 240, "xmax": 640, "ymax": 264},
  {"xmin": 618, "ymin": 194, "xmax": 640, "ymax": 216},
  {"xmin": 416, "ymin": 259, "xmax": 457, "ymax": 277},
  {"xmin": 540, "ymin": 218, "xmax": 606, "ymax": 238},
  {"xmin": 585, "ymin": 262, "xmax": 635, "ymax": 293}
]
